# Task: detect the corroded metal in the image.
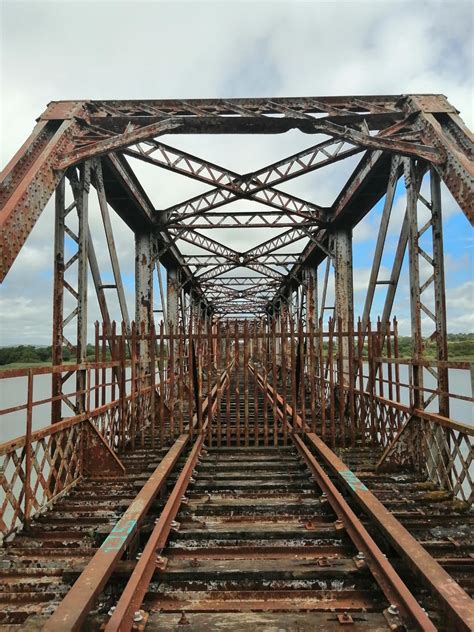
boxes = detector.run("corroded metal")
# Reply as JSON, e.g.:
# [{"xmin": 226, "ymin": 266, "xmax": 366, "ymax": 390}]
[{"xmin": 0, "ymin": 93, "xmax": 473, "ymax": 630}]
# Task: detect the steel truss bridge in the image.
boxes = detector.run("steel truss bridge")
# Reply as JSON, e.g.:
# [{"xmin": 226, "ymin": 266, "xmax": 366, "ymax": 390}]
[{"xmin": 0, "ymin": 94, "xmax": 473, "ymax": 631}]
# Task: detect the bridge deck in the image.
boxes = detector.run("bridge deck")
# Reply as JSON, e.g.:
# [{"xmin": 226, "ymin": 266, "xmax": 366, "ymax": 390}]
[{"xmin": 1, "ymin": 432, "xmax": 472, "ymax": 630}]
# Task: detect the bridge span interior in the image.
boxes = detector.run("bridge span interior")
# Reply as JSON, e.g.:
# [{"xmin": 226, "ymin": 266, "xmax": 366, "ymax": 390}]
[{"xmin": 0, "ymin": 95, "xmax": 473, "ymax": 630}]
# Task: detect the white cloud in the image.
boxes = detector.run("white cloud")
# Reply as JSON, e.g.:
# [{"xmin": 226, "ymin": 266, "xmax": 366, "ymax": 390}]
[{"xmin": 0, "ymin": 0, "xmax": 472, "ymax": 343}]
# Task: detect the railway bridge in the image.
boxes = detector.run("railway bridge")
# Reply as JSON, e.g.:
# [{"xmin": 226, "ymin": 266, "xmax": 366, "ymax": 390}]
[{"xmin": 0, "ymin": 95, "xmax": 473, "ymax": 630}]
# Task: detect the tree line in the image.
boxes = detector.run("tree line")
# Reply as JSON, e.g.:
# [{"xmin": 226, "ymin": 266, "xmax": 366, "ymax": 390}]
[
  {"xmin": 0, "ymin": 344, "xmax": 100, "ymax": 366},
  {"xmin": 0, "ymin": 333, "xmax": 472, "ymax": 366}
]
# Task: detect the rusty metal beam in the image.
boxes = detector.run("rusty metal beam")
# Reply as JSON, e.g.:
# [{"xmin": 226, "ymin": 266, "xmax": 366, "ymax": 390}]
[
  {"xmin": 43, "ymin": 435, "xmax": 189, "ymax": 632},
  {"xmin": 0, "ymin": 115, "xmax": 80, "ymax": 281},
  {"xmin": 254, "ymin": 365, "xmax": 474, "ymax": 631},
  {"xmin": 123, "ymin": 136, "xmax": 359, "ymax": 220},
  {"xmin": 57, "ymin": 110, "xmax": 443, "ymax": 170},
  {"xmin": 2, "ymin": 94, "xmax": 470, "ymax": 290},
  {"xmin": 291, "ymin": 433, "xmax": 436, "ymax": 631},
  {"xmin": 105, "ymin": 432, "xmax": 206, "ymax": 632},
  {"xmin": 304, "ymin": 432, "xmax": 474, "ymax": 632},
  {"xmin": 361, "ymin": 155, "xmax": 402, "ymax": 331},
  {"xmin": 406, "ymin": 96, "xmax": 474, "ymax": 222},
  {"xmin": 93, "ymin": 160, "xmax": 131, "ymax": 333}
]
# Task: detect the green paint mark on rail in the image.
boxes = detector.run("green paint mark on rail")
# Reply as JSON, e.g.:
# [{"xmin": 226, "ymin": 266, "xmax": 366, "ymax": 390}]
[
  {"xmin": 101, "ymin": 519, "xmax": 137, "ymax": 553},
  {"xmin": 339, "ymin": 470, "xmax": 368, "ymax": 492}
]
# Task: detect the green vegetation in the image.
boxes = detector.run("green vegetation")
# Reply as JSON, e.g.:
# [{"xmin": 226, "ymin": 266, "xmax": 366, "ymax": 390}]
[
  {"xmin": 397, "ymin": 333, "xmax": 474, "ymax": 360},
  {"xmin": 1, "ymin": 333, "xmax": 472, "ymax": 369},
  {"xmin": 0, "ymin": 344, "xmax": 105, "ymax": 368}
]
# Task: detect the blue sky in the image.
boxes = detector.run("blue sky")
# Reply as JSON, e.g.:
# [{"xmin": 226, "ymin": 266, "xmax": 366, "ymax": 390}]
[{"xmin": 0, "ymin": 0, "xmax": 472, "ymax": 344}]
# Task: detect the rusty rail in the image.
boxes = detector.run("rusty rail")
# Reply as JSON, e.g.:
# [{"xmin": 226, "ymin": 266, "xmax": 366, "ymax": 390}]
[
  {"xmin": 253, "ymin": 366, "xmax": 474, "ymax": 631},
  {"xmin": 292, "ymin": 433, "xmax": 436, "ymax": 631},
  {"xmin": 305, "ymin": 431, "xmax": 474, "ymax": 632},
  {"xmin": 105, "ymin": 430, "xmax": 206, "ymax": 631},
  {"xmin": 41, "ymin": 364, "xmax": 230, "ymax": 629},
  {"xmin": 43, "ymin": 435, "xmax": 189, "ymax": 632}
]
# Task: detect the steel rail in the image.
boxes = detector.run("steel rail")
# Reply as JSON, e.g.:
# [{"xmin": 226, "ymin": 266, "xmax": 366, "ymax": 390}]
[
  {"xmin": 250, "ymin": 365, "xmax": 474, "ymax": 631},
  {"xmin": 41, "ymin": 365, "xmax": 230, "ymax": 630},
  {"xmin": 291, "ymin": 433, "xmax": 436, "ymax": 631},
  {"xmin": 100, "ymin": 366, "xmax": 229, "ymax": 630},
  {"xmin": 304, "ymin": 431, "xmax": 474, "ymax": 632},
  {"xmin": 105, "ymin": 429, "xmax": 207, "ymax": 631},
  {"xmin": 43, "ymin": 435, "xmax": 189, "ymax": 632}
]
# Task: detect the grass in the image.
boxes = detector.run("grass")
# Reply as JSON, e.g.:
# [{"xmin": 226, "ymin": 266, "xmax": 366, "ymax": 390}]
[{"xmin": 0, "ymin": 361, "xmax": 55, "ymax": 369}]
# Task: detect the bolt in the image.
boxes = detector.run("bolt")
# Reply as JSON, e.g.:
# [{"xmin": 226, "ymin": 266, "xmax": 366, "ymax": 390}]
[
  {"xmin": 107, "ymin": 606, "xmax": 116, "ymax": 617},
  {"xmin": 135, "ymin": 552, "xmax": 142, "ymax": 560},
  {"xmin": 156, "ymin": 555, "xmax": 167, "ymax": 569},
  {"xmin": 356, "ymin": 551, "xmax": 365, "ymax": 560},
  {"xmin": 133, "ymin": 611, "xmax": 143, "ymax": 623},
  {"xmin": 388, "ymin": 604, "xmax": 399, "ymax": 616},
  {"xmin": 178, "ymin": 610, "xmax": 190, "ymax": 625}
]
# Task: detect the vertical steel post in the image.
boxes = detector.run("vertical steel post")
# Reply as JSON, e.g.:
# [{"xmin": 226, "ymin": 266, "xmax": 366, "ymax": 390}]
[
  {"xmin": 51, "ymin": 163, "xmax": 91, "ymax": 417},
  {"xmin": 75, "ymin": 161, "xmax": 91, "ymax": 414},
  {"xmin": 334, "ymin": 227, "xmax": 353, "ymax": 387},
  {"xmin": 430, "ymin": 168, "xmax": 449, "ymax": 417},
  {"xmin": 51, "ymin": 178, "xmax": 65, "ymax": 423},
  {"xmin": 406, "ymin": 160, "xmax": 424, "ymax": 409},
  {"xmin": 135, "ymin": 232, "xmax": 154, "ymax": 372},
  {"xmin": 306, "ymin": 266, "xmax": 318, "ymax": 331},
  {"xmin": 135, "ymin": 232, "xmax": 154, "ymax": 329},
  {"xmin": 274, "ymin": 300, "xmax": 282, "ymax": 366},
  {"xmin": 167, "ymin": 265, "xmax": 180, "ymax": 333}
]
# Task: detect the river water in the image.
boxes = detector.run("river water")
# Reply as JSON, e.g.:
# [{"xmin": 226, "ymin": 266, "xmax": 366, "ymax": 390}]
[{"xmin": 0, "ymin": 366, "xmax": 472, "ymax": 445}]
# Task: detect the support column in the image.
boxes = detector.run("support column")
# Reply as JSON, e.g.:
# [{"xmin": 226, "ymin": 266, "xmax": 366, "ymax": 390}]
[
  {"xmin": 135, "ymin": 233, "xmax": 154, "ymax": 329},
  {"xmin": 275, "ymin": 301, "xmax": 282, "ymax": 366},
  {"xmin": 167, "ymin": 265, "xmax": 180, "ymax": 333},
  {"xmin": 334, "ymin": 227, "xmax": 354, "ymax": 328},
  {"xmin": 406, "ymin": 161, "xmax": 424, "ymax": 409},
  {"xmin": 334, "ymin": 227, "xmax": 353, "ymax": 386},
  {"xmin": 75, "ymin": 164, "xmax": 90, "ymax": 414},
  {"xmin": 51, "ymin": 163, "xmax": 91, "ymax": 419},
  {"xmin": 135, "ymin": 232, "xmax": 154, "ymax": 370},
  {"xmin": 430, "ymin": 168, "xmax": 449, "ymax": 417},
  {"xmin": 406, "ymin": 160, "xmax": 450, "ymax": 484},
  {"xmin": 305, "ymin": 266, "xmax": 318, "ymax": 329},
  {"xmin": 51, "ymin": 178, "xmax": 65, "ymax": 423}
]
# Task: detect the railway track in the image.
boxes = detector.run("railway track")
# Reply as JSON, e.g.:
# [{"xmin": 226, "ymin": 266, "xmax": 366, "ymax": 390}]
[
  {"xmin": 134, "ymin": 443, "xmax": 423, "ymax": 630},
  {"xmin": 0, "ymin": 367, "xmax": 472, "ymax": 630}
]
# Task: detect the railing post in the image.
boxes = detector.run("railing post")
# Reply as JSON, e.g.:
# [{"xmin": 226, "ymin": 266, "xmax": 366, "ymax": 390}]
[
  {"xmin": 117, "ymin": 322, "xmax": 124, "ymax": 450},
  {"xmin": 24, "ymin": 369, "xmax": 33, "ymax": 525},
  {"xmin": 150, "ymin": 322, "xmax": 156, "ymax": 448}
]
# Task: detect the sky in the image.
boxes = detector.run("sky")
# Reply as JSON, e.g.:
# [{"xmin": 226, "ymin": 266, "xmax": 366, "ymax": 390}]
[{"xmin": 0, "ymin": 0, "xmax": 473, "ymax": 345}]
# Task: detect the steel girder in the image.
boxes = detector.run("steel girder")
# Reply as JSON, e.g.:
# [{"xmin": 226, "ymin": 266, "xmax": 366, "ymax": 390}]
[{"xmin": 1, "ymin": 94, "xmax": 472, "ymax": 321}]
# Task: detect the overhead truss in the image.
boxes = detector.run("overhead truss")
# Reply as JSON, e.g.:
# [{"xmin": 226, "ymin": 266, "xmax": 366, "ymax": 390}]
[{"xmin": 0, "ymin": 94, "xmax": 472, "ymax": 325}]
